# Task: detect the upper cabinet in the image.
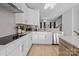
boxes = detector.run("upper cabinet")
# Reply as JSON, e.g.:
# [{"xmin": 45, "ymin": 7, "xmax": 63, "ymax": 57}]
[
  {"xmin": 15, "ymin": 4, "xmax": 28, "ymax": 24},
  {"xmin": 26, "ymin": 8, "xmax": 40, "ymax": 26},
  {"xmin": 15, "ymin": 3, "xmax": 40, "ymax": 25}
]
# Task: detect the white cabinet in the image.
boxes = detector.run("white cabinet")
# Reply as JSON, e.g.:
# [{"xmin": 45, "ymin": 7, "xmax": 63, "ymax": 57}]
[
  {"xmin": 15, "ymin": 13, "xmax": 26, "ymax": 24},
  {"xmin": 32, "ymin": 32, "xmax": 52, "ymax": 44},
  {"xmin": 15, "ymin": 4, "xmax": 27, "ymax": 24},
  {"xmin": 6, "ymin": 40, "xmax": 21, "ymax": 56},
  {"xmin": 15, "ymin": 3, "xmax": 40, "ymax": 25},
  {"xmin": 7, "ymin": 46, "xmax": 21, "ymax": 56},
  {"xmin": 0, "ymin": 46, "xmax": 6, "ymax": 56},
  {"xmin": 32, "ymin": 32, "xmax": 39, "ymax": 44},
  {"xmin": 26, "ymin": 33, "xmax": 32, "ymax": 55},
  {"xmin": 26, "ymin": 8, "xmax": 34, "ymax": 25},
  {"xmin": 6, "ymin": 33, "xmax": 32, "ymax": 56},
  {"xmin": 18, "ymin": 33, "xmax": 32, "ymax": 56},
  {"xmin": 19, "ymin": 42, "xmax": 26, "ymax": 56},
  {"xmin": 45, "ymin": 32, "xmax": 52, "ymax": 44},
  {"xmin": 33, "ymin": 10, "xmax": 40, "ymax": 26},
  {"xmin": 0, "ymin": 32, "xmax": 32, "ymax": 56},
  {"xmin": 26, "ymin": 9, "xmax": 40, "ymax": 26}
]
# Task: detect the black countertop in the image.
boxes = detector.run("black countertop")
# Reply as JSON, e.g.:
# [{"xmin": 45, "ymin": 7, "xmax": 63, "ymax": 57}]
[
  {"xmin": 0, "ymin": 31, "xmax": 32, "ymax": 45},
  {"xmin": 0, "ymin": 34, "xmax": 24, "ymax": 45}
]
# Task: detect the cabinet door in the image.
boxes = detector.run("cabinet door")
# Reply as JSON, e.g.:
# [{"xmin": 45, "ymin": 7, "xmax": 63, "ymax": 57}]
[
  {"xmin": 38, "ymin": 32, "xmax": 45, "ymax": 44},
  {"xmin": 28, "ymin": 36, "xmax": 32, "ymax": 50},
  {"xmin": 6, "ymin": 41, "xmax": 21, "ymax": 56},
  {"xmin": 33, "ymin": 10, "xmax": 40, "ymax": 25},
  {"xmin": 15, "ymin": 13, "xmax": 26, "ymax": 24},
  {"xmin": 32, "ymin": 32, "xmax": 52, "ymax": 44},
  {"xmin": 15, "ymin": 4, "xmax": 27, "ymax": 24},
  {"xmin": 19, "ymin": 36, "xmax": 28, "ymax": 56},
  {"xmin": 38, "ymin": 32, "xmax": 52, "ymax": 44},
  {"xmin": 26, "ymin": 9, "xmax": 40, "ymax": 25},
  {"xmin": 7, "ymin": 46, "xmax": 21, "ymax": 56},
  {"xmin": 0, "ymin": 48, "xmax": 6, "ymax": 56},
  {"xmin": 45, "ymin": 32, "xmax": 52, "ymax": 44},
  {"xmin": 32, "ymin": 32, "xmax": 39, "ymax": 44},
  {"xmin": 32, "ymin": 32, "xmax": 45, "ymax": 44}
]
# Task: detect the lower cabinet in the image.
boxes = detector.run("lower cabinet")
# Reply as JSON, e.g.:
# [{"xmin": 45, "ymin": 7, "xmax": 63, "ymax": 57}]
[
  {"xmin": 32, "ymin": 32, "xmax": 52, "ymax": 44},
  {"xmin": 6, "ymin": 40, "xmax": 21, "ymax": 56},
  {"xmin": 25, "ymin": 33, "xmax": 32, "ymax": 55},
  {"xmin": 19, "ymin": 34, "xmax": 32, "ymax": 56},
  {"xmin": 5, "ymin": 33, "xmax": 32, "ymax": 56},
  {"xmin": 0, "ymin": 47, "xmax": 6, "ymax": 56},
  {"xmin": 7, "ymin": 46, "xmax": 21, "ymax": 56}
]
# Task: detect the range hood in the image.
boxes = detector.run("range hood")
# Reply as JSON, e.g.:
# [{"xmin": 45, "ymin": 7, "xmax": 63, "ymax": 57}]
[{"xmin": 0, "ymin": 3, "xmax": 24, "ymax": 13}]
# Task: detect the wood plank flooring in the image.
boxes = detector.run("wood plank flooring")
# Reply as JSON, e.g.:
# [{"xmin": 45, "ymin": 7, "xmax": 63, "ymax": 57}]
[{"xmin": 28, "ymin": 44, "xmax": 59, "ymax": 56}]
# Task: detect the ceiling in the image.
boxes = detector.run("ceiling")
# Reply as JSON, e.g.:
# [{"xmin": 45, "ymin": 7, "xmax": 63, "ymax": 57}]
[{"xmin": 26, "ymin": 3, "xmax": 78, "ymax": 20}]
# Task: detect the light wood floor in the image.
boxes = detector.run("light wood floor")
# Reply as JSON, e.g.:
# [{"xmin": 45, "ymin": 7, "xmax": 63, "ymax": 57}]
[{"xmin": 28, "ymin": 45, "xmax": 59, "ymax": 56}]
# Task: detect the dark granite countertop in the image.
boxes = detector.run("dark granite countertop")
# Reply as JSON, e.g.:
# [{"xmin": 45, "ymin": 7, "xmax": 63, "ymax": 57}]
[
  {"xmin": 0, "ymin": 31, "xmax": 32, "ymax": 45},
  {"xmin": 0, "ymin": 34, "xmax": 27, "ymax": 45}
]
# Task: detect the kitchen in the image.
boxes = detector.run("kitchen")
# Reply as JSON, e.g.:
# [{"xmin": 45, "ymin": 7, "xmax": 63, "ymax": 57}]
[{"xmin": 0, "ymin": 3, "xmax": 79, "ymax": 56}]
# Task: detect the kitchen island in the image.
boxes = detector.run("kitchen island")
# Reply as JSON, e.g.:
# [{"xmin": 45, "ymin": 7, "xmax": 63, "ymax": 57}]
[{"xmin": 59, "ymin": 36, "xmax": 79, "ymax": 56}]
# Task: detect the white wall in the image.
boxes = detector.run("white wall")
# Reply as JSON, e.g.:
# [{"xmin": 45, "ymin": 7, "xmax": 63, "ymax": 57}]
[
  {"xmin": 73, "ymin": 4, "xmax": 79, "ymax": 33},
  {"xmin": 0, "ymin": 7, "xmax": 16, "ymax": 37},
  {"xmin": 62, "ymin": 9, "xmax": 73, "ymax": 36}
]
